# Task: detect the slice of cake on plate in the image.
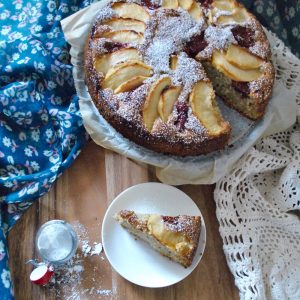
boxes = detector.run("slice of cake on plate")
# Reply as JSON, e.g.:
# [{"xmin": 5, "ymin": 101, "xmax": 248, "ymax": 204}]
[{"xmin": 115, "ymin": 210, "xmax": 201, "ymax": 267}]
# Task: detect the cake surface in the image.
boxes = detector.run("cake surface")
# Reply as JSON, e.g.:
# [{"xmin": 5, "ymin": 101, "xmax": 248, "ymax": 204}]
[
  {"xmin": 84, "ymin": 0, "xmax": 275, "ymax": 156},
  {"xmin": 115, "ymin": 210, "xmax": 201, "ymax": 267}
]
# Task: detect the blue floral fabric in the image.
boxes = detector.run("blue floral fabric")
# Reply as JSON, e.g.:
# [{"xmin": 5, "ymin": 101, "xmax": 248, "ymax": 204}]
[
  {"xmin": 0, "ymin": 0, "xmax": 299, "ymax": 299},
  {"xmin": 0, "ymin": 0, "xmax": 92, "ymax": 298},
  {"xmin": 241, "ymin": 0, "xmax": 300, "ymax": 58}
]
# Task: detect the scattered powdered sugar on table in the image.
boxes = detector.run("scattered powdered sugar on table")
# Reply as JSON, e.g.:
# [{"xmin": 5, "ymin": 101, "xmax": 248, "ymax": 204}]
[
  {"xmin": 45, "ymin": 221, "xmax": 112, "ymax": 299},
  {"xmin": 91, "ymin": 242, "xmax": 103, "ymax": 256},
  {"xmin": 96, "ymin": 289, "xmax": 113, "ymax": 296},
  {"xmin": 82, "ymin": 240, "xmax": 92, "ymax": 257}
]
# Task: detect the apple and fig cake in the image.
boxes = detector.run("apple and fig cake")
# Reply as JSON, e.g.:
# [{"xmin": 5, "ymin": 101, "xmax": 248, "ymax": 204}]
[
  {"xmin": 84, "ymin": 0, "xmax": 275, "ymax": 156},
  {"xmin": 115, "ymin": 210, "xmax": 201, "ymax": 267}
]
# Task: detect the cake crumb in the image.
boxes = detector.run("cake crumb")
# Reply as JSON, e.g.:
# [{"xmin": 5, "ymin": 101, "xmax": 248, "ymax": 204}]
[{"xmin": 91, "ymin": 243, "xmax": 103, "ymax": 256}]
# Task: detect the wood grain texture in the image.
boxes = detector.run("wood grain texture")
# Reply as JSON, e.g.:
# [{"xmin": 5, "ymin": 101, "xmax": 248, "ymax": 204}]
[{"xmin": 8, "ymin": 141, "xmax": 239, "ymax": 300}]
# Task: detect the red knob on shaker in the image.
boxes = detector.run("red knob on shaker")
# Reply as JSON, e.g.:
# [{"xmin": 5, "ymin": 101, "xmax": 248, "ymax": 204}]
[{"xmin": 29, "ymin": 264, "xmax": 54, "ymax": 285}]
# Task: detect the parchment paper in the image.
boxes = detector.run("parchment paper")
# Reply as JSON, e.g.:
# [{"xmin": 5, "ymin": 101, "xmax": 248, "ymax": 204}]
[{"xmin": 61, "ymin": 1, "xmax": 298, "ymax": 185}]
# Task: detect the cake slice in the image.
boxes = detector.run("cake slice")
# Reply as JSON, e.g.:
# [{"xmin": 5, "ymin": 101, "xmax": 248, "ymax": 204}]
[{"xmin": 114, "ymin": 210, "xmax": 201, "ymax": 267}]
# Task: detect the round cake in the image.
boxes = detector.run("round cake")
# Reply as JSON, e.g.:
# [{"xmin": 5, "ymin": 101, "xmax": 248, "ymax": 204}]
[{"xmin": 84, "ymin": 0, "xmax": 275, "ymax": 156}]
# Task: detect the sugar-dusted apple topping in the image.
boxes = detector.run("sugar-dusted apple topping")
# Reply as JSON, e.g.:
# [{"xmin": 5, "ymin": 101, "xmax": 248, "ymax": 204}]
[
  {"xmin": 216, "ymin": 7, "xmax": 250, "ymax": 25},
  {"xmin": 170, "ymin": 55, "xmax": 178, "ymax": 70},
  {"xmin": 212, "ymin": 0, "xmax": 235, "ymax": 11},
  {"xmin": 158, "ymin": 86, "xmax": 182, "ymax": 122},
  {"xmin": 162, "ymin": 0, "xmax": 179, "ymax": 9},
  {"xmin": 189, "ymin": 81, "xmax": 226, "ymax": 134},
  {"xmin": 94, "ymin": 48, "xmax": 142, "ymax": 76},
  {"xmin": 114, "ymin": 76, "xmax": 149, "ymax": 93},
  {"xmin": 102, "ymin": 60, "xmax": 152, "ymax": 91},
  {"xmin": 111, "ymin": 2, "xmax": 150, "ymax": 22},
  {"xmin": 103, "ymin": 18, "xmax": 146, "ymax": 33},
  {"xmin": 178, "ymin": 0, "xmax": 194, "ymax": 10},
  {"xmin": 188, "ymin": 2, "xmax": 203, "ymax": 21},
  {"xmin": 102, "ymin": 30, "xmax": 144, "ymax": 44},
  {"xmin": 212, "ymin": 50, "xmax": 262, "ymax": 82},
  {"xmin": 143, "ymin": 77, "xmax": 172, "ymax": 131},
  {"xmin": 225, "ymin": 44, "xmax": 263, "ymax": 70}
]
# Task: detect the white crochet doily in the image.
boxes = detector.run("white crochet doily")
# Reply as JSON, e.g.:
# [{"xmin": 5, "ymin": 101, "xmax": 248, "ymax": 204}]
[{"xmin": 215, "ymin": 34, "xmax": 300, "ymax": 300}]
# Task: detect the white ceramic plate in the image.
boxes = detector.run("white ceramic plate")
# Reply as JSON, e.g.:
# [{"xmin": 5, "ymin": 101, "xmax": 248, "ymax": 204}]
[{"xmin": 101, "ymin": 182, "xmax": 206, "ymax": 288}]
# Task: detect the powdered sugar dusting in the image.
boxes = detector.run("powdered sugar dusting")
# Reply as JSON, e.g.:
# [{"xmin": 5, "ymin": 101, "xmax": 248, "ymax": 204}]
[
  {"xmin": 145, "ymin": 39, "xmax": 174, "ymax": 73},
  {"xmin": 212, "ymin": 9, "xmax": 232, "ymax": 23},
  {"xmin": 198, "ymin": 25, "xmax": 236, "ymax": 59},
  {"xmin": 173, "ymin": 53, "xmax": 206, "ymax": 95},
  {"xmin": 248, "ymin": 62, "xmax": 274, "ymax": 96},
  {"xmin": 204, "ymin": 25, "xmax": 235, "ymax": 48},
  {"xmin": 116, "ymin": 82, "xmax": 150, "ymax": 121},
  {"xmin": 249, "ymin": 42, "xmax": 269, "ymax": 59},
  {"xmin": 185, "ymin": 109, "xmax": 208, "ymax": 135},
  {"xmin": 95, "ymin": 5, "xmax": 116, "ymax": 23},
  {"xmin": 91, "ymin": 243, "xmax": 103, "ymax": 256},
  {"xmin": 82, "ymin": 240, "xmax": 92, "ymax": 256},
  {"xmin": 144, "ymin": 9, "xmax": 204, "ymax": 73},
  {"xmin": 43, "ymin": 222, "xmax": 114, "ymax": 299},
  {"xmin": 162, "ymin": 215, "xmax": 199, "ymax": 242},
  {"xmin": 150, "ymin": 0, "xmax": 161, "ymax": 6},
  {"xmin": 96, "ymin": 289, "xmax": 113, "ymax": 295}
]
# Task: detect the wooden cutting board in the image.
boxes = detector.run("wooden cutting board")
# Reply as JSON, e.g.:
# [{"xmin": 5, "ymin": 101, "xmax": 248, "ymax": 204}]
[{"xmin": 8, "ymin": 141, "xmax": 239, "ymax": 300}]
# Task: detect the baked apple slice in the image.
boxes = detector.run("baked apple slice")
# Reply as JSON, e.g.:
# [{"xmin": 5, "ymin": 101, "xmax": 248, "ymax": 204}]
[
  {"xmin": 103, "ymin": 18, "xmax": 146, "ymax": 33},
  {"xmin": 189, "ymin": 81, "xmax": 226, "ymax": 135},
  {"xmin": 158, "ymin": 86, "xmax": 182, "ymax": 122},
  {"xmin": 225, "ymin": 44, "xmax": 263, "ymax": 70},
  {"xmin": 170, "ymin": 55, "xmax": 178, "ymax": 70},
  {"xmin": 162, "ymin": 0, "xmax": 178, "ymax": 9},
  {"xmin": 217, "ymin": 8, "xmax": 250, "ymax": 25},
  {"xmin": 112, "ymin": 2, "xmax": 150, "ymax": 22},
  {"xmin": 143, "ymin": 77, "xmax": 172, "ymax": 131},
  {"xmin": 208, "ymin": 0, "xmax": 235, "ymax": 24},
  {"xmin": 94, "ymin": 48, "xmax": 141, "ymax": 76},
  {"xmin": 102, "ymin": 60, "xmax": 152, "ymax": 91},
  {"xmin": 188, "ymin": 2, "xmax": 203, "ymax": 21},
  {"xmin": 212, "ymin": 51, "xmax": 262, "ymax": 82},
  {"xmin": 114, "ymin": 76, "xmax": 148, "ymax": 93},
  {"xmin": 212, "ymin": 0, "xmax": 235, "ymax": 11},
  {"xmin": 102, "ymin": 30, "xmax": 143, "ymax": 44},
  {"xmin": 178, "ymin": 0, "xmax": 194, "ymax": 10}
]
